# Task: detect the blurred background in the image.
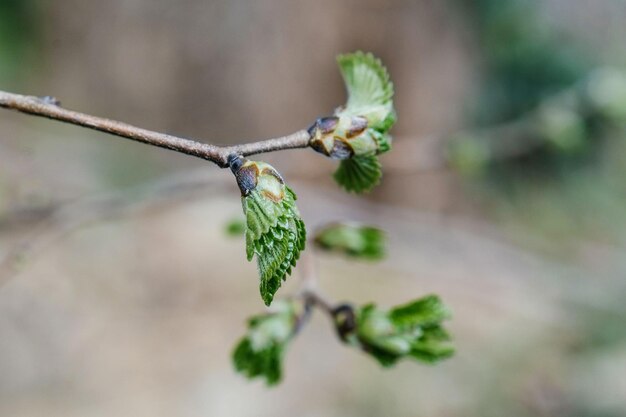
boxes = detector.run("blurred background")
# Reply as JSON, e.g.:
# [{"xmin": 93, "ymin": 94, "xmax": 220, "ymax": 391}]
[{"xmin": 1, "ymin": 0, "xmax": 626, "ymax": 416}]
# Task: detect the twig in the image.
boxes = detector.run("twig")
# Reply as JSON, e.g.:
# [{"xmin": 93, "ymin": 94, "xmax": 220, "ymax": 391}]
[
  {"xmin": 297, "ymin": 250, "xmax": 335, "ymax": 314},
  {"xmin": 291, "ymin": 249, "xmax": 336, "ymax": 334},
  {"xmin": 0, "ymin": 90, "xmax": 311, "ymax": 168}
]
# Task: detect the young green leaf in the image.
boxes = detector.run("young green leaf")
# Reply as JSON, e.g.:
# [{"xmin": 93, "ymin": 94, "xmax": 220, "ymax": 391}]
[
  {"xmin": 314, "ymin": 222, "xmax": 386, "ymax": 260},
  {"xmin": 230, "ymin": 155, "xmax": 306, "ymax": 306},
  {"xmin": 309, "ymin": 52, "xmax": 395, "ymax": 193},
  {"xmin": 333, "ymin": 155, "xmax": 382, "ymax": 194},
  {"xmin": 389, "ymin": 295, "xmax": 452, "ymax": 328},
  {"xmin": 232, "ymin": 300, "xmax": 298, "ymax": 385},
  {"xmin": 333, "ymin": 295, "xmax": 454, "ymax": 367},
  {"xmin": 336, "ymin": 51, "xmax": 395, "ymax": 131}
]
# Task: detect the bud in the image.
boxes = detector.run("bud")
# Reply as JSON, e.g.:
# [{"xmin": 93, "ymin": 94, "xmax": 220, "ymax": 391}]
[
  {"xmin": 332, "ymin": 304, "xmax": 358, "ymax": 342},
  {"xmin": 337, "ymin": 297, "xmax": 454, "ymax": 367},
  {"xmin": 309, "ymin": 115, "xmax": 388, "ymax": 160},
  {"xmin": 309, "ymin": 52, "xmax": 396, "ymax": 193},
  {"xmin": 230, "ymin": 156, "xmax": 306, "ymax": 306}
]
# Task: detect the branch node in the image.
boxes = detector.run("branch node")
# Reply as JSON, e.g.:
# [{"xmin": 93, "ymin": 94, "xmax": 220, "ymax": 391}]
[
  {"xmin": 40, "ymin": 96, "xmax": 61, "ymax": 106},
  {"xmin": 228, "ymin": 153, "xmax": 243, "ymax": 173},
  {"xmin": 331, "ymin": 303, "xmax": 357, "ymax": 341}
]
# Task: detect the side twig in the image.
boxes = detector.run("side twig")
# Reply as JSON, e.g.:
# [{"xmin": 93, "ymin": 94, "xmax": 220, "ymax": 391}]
[
  {"xmin": 0, "ymin": 90, "xmax": 311, "ymax": 167},
  {"xmin": 297, "ymin": 249, "xmax": 335, "ymax": 314}
]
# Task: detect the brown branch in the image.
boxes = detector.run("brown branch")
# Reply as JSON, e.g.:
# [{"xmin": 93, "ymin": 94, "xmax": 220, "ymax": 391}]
[
  {"xmin": 291, "ymin": 249, "xmax": 336, "ymax": 334},
  {"xmin": 0, "ymin": 90, "xmax": 311, "ymax": 168},
  {"xmin": 297, "ymin": 250, "xmax": 336, "ymax": 315}
]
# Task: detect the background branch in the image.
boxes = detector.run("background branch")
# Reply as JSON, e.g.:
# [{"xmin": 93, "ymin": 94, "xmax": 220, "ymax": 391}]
[
  {"xmin": 0, "ymin": 90, "xmax": 311, "ymax": 167},
  {"xmin": 0, "ymin": 170, "xmax": 231, "ymax": 287}
]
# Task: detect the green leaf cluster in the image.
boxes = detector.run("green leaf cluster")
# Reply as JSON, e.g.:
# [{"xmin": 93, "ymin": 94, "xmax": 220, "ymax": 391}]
[
  {"xmin": 314, "ymin": 223, "xmax": 385, "ymax": 260},
  {"xmin": 339, "ymin": 295, "xmax": 454, "ymax": 367},
  {"xmin": 308, "ymin": 52, "xmax": 396, "ymax": 193},
  {"xmin": 232, "ymin": 301, "xmax": 297, "ymax": 385},
  {"xmin": 238, "ymin": 160, "xmax": 306, "ymax": 306},
  {"xmin": 333, "ymin": 52, "xmax": 396, "ymax": 193}
]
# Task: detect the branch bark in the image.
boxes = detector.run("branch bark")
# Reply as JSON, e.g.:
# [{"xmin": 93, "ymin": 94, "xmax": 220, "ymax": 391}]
[{"xmin": 0, "ymin": 90, "xmax": 311, "ymax": 167}]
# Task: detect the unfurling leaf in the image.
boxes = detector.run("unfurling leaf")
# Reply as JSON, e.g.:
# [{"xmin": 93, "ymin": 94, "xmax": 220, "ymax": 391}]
[
  {"xmin": 232, "ymin": 300, "xmax": 298, "ymax": 385},
  {"xmin": 309, "ymin": 51, "xmax": 396, "ymax": 193},
  {"xmin": 333, "ymin": 295, "xmax": 454, "ymax": 367},
  {"xmin": 389, "ymin": 295, "xmax": 451, "ymax": 328},
  {"xmin": 314, "ymin": 222, "xmax": 386, "ymax": 260},
  {"xmin": 230, "ymin": 155, "xmax": 306, "ymax": 306},
  {"xmin": 333, "ymin": 155, "xmax": 382, "ymax": 193},
  {"xmin": 337, "ymin": 51, "xmax": 395, "ymax": 131}
]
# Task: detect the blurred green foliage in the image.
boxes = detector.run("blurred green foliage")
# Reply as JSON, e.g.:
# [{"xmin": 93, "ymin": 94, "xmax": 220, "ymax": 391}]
[
  {"xmin": 314, "ymin": 223, "xmax": 386, "ymax": 260},
  {"xmin": 449, "ymin": 0, "xmax": 596, "ymax": 185},
  {"xmin": 572, "ymin": 302, "xmax": 626, "ymax": 354},
  {"xmin": 232, "ymin": 300, "xmax": 298, "ymax": 385},
  {"xmin": 460, "ymin": 0, "xmax": 588, "ymax": 125},
  {"xmin": 0, "ymin": 0, "xmax": 42, "ymax": 86},
  {"xmin": 450, "ymin": 0, "xmax": 626, "ymax": 249},
  {"xmin": 224, "ymin": 218, "xmax": 246, "ymax": 236}
]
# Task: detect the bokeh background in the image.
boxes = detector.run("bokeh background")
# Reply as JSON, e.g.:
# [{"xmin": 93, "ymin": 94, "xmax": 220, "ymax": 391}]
[{"xmin": 2, "ymin": 1, "xmax": 626, "ymax": 416}]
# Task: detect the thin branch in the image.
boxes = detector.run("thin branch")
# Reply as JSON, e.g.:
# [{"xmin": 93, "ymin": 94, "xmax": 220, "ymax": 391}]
[
  {"xmin": 297, "ymin": 250, "xmax": 335, "ymax": 315},
  {"xmin": 291, "ymin": 249, "xmax": 336, "ymax": 334},
  {"xmin": 0, "ymin": 90, "xmax": 311, "ymax": 167}
]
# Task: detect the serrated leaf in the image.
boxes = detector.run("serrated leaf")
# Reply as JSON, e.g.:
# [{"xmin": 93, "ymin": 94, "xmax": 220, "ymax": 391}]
[
  {"xmin": 337, "ymin": 51, "xmax": 395, "ymax": 132},
  {"xmin": 307, "ymin": 52, "xmax": 395, "ymax": 194},
  {"xmin": 333, "ymin": 155, "xmax": 382, "ymax": 193},
  {"xmin": 314, "ymin": 223, "xmax": 386, "ymax": 260},
  {"xmin": 232, "ymin": 158, "xmax": 307, "ymax": 306},
  {"xmin": 247, "ymin": 186, "xmax": 305, "ymax": 306},
  {"xmin": 232, "ymin": 301, "xmax": 297, "ymax": 385}
]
